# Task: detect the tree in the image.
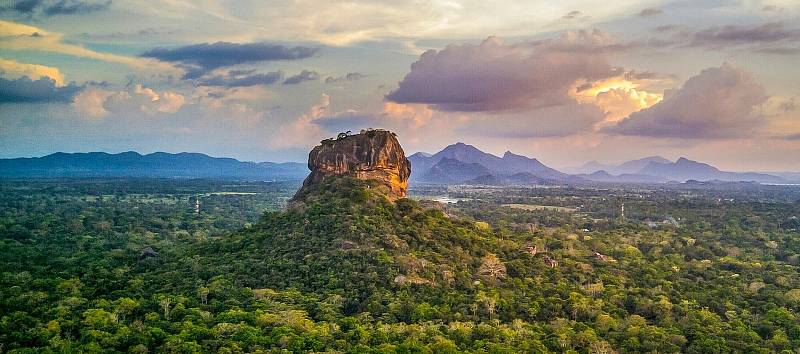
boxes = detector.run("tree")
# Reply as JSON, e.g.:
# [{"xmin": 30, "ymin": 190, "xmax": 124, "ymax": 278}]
[{"xmin": 478, "ymin": 253, "xmax": 507, "ymax": 281}]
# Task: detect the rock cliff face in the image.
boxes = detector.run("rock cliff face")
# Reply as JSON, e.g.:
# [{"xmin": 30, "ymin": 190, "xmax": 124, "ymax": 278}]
[{"xmin": 295, "ymin": 130, "xmax": 411, "ymax": 200}]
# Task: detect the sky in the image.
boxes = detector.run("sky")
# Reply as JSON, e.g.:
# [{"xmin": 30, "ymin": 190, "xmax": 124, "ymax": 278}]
[{"xmin": 1, "ymin": 0, "xmax": 799, "ymax": 172}]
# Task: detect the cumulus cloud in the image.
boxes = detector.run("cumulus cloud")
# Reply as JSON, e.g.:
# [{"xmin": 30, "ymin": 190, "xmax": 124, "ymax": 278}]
[
  {"xmin": 385, "ymin": 32, "xmax": 616, "ymax": 112},
  {"xmin": 269, "ymin": 95, "xmax": 441, "ymax": 149},
  {"xmin": 0, "ymin": 58, "xmax": 64, "ymax": 85},
  {"xmin": 571, "ymin": 73, "xmax": 664, "ymax": 124},
  {"xmin": 283, "ymin": 70, "xmax": 319, "ymax": 85},
  {"xmin": 196, "ymin": 70, "xmax": 283, "ymax": 87},
  {"xmin": 324, "ymin": 72, "xmax": 368, "ymax": 84},
  {"xmin": 592, "ymin": 87, "xmax": 662, "ymax": 123},
  {"xmin": 268, "ymin": 94, "xmax": 330, "ymax": 149},
  {"xmin": 72, "ymin": 84, "xmax": 184, "ymax": 118},
  {"xmin": 607, "ymin": 63, "xmax": 768, "ymax": 138},
  {"xmin": 3, "ymin": 0, "xmax": 110, "ymax": 16},
  {"xmin": 141, "ymin": 42, "xmax": 318, "ymax": 78},
  {"xmin": 0, "ymin": 76, "xmax": 82, "ymax": 103}
]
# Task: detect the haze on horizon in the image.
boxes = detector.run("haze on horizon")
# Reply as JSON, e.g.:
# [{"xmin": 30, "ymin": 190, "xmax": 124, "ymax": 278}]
[{"xmin": 1, "ymin": 0, "xmax": 800, "ymax": 172}]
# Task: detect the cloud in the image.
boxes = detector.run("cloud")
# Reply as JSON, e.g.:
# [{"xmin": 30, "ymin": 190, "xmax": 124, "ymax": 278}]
[
  {"xmin": 639, "ymin": 8, "xmax": 663, "ymax": 17},
  {"xmin": 571, "ymin": 73, "xmax": 664, "ymax": 124},
  {"xmin": 642, "ymin": 22, "xmax": 800, "ymax": 55},
  {"xmin": 784, "ymin": 133, "xmax": 800, "ymax": 140},
  {"xmin": 196, "ymin": 70, "xmax": 283, "ymax": 87},
  {"xmin": 0, "ymin": 76, "xmax": 82, "ymax": 103},
  {"xmin": 0, "ymin": 58, "xmax": 64, "ymax": 85},
  {"xmin": 268, "ymin": 93, "xmax": 330, "ymax": 149},
  {"xmin": 654, "ymin": 25, "xmax": 680, "ymax": 33},
  {"xmin": 42, "ymin": 0, "xmax": 111, "ymax": 16},
  {"xmin": 283, "ymin": 69, "xmax": 319, "ymax": 85},
  {"xmin": 386, "ymin": 32, "xmax": 616, "ymax": 112},
  {"xmin": 0, "ymin": 20, "xmax": 178, "ymax": 75},
  {"xmin": 753, "ymin": 46, "xmax": 800, "ymax": 55},
  {"xmin": 141, "ymin": 41, "xmax": 318, "ymax": 78},
  {"xmin": 778, "ymin": 98, "xmax": 797, "ymax": 112},
  {"xmin": 691, "ymin": 22, "xmax": 800, "ymax": 49},
  {"xmin": 607, "ymin": 63, "xmax": 768, "ymax": 139},
  {"xmin": 72, "ymin": 84, "xmax": 184, "ymax": 118},
  {"xmin": 7, "ymin": 0, "xmax": 41, "ymax": 14},
  {"xmin": 3, "ymin": 0, "xmax": 110, "ymax": 16},
  {"xmin": 458, "ymin": 102, "xmax": 606, "ymax": 138},
  {"xmin": 561, "ymin": 10, "xmax": 584, "ymax": 20},
  {"xmin": 71, "ymin": 87, "xmax": 112, "ymax": 118},
  {"xmin": 269, "ymin": 95, "xmax": 439, "ymax": 149},
  {"xmin": 324, "ymin": 72, "xmax": 368, "ymax": 84},
  {"xmin": 310, "ymin": 112, "xmax": 377, "ymax": 132}
]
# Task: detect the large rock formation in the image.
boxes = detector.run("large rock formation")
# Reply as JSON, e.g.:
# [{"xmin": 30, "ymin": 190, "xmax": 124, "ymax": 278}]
[{"xmin": 294, "ymin": 129, "xmax": 411, "ymax": 200}]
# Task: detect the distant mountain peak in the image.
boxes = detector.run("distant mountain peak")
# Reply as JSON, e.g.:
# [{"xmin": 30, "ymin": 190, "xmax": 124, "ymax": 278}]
[
  {"xmin": 409, "ymin": 142, "xmax": 566, "ymax": 183},
  {"xmin": 589, "ymin": 170, "xmax": 613, "ymax": 177},
  {"xmin": 502, "ymin": 151, "xmax": 526, "ymax": 159}
]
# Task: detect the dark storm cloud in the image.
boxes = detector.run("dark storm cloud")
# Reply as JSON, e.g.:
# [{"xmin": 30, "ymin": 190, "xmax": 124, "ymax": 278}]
[
  {"xmin": 0, "ymin": 76, "xmax": 83, "ymax": 103},
  {"xmin": 196, "ymin": 71, "xmax": 284, "ymax": 87},
  {"xmin": 325, "ymin": 72, "xmax": 368, "ymax": 84},
  {"xmin": 3, "ymin": 0, "xmax": 110, "ymax": 16},
  {"xmin": 607, "ymin": 64, "xmax": 768, "ymax": 139},
  {"xmin": 385, "ymin": 32, "xmax": 616, "ymax": 112},
  {"xmin": 691, "ymin": 22, "xmax": 800, "ymax": 48},
  {"xmin": 639, "ymin": 8, "xmax": 663, "ymax": 17},
  {"xmin": 141, "ymin": 42, "xmax": 319, "ymax": 79},
  {"xmin": 283, "ymin": 70, "xmax": 319, "ymax": 85}
]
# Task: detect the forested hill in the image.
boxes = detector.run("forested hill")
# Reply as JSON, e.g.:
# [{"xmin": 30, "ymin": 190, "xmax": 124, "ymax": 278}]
[
  {"xmin": 3, "ymin": 176, "xmax": 800, "ymax": 352},
  {"xmin": 0, "ymin": 151, "xmax": 307, "ymax": 180}
]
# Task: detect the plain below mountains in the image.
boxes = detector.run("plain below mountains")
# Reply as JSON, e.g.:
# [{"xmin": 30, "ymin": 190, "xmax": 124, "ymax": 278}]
[{"xmin": 0, "ymin": 151, "xmax": 308, "ymax": 180}]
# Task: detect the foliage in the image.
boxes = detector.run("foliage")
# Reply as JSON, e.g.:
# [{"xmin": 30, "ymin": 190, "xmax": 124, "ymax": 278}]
[{"xmin": 1, "ymin": 178, "xmax": 800, "ymax": 352}]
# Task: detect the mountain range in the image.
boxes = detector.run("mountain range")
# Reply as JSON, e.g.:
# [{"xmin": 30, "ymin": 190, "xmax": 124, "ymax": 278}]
[
  {"xmin": 576, "ymin": 156, "xmax": 672, "ymax": 175},
  {"xmin": 0, "ymin": 151, "xmax": 308, "ymax": 180},
  {"xmin": 409, "ymin": 142, "xmax": 571, "ymax": 184},
  {"xmin": 410, "ymin": 143, "xmax": 793, "ymax": 185},
  {"xmin": 576, "ymin": 156, "xmax": 788, "ymax": 184},
  {"xmin": 1, "ymin": 146, "xmax": 795, "ymax": 184}
]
